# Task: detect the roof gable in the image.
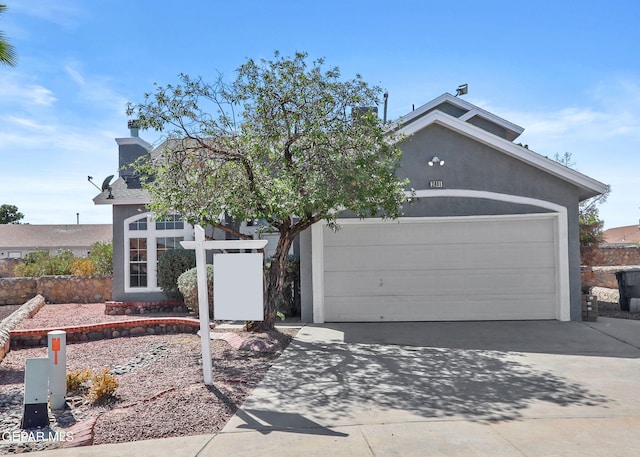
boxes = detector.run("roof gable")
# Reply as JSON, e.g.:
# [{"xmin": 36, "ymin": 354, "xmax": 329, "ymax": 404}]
[
  {"xmin": 395, "ymin": 109, "xmax": 608, "ymax": 201},
  {"xmin": 392, "ymin": 93, "xmax": 525, "ymax": 142},
  {"xmin": 93, "ymin": 177, "xmax": 150, "ymax": 205}
]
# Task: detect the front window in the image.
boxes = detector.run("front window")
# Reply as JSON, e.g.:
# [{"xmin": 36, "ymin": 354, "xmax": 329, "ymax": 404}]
[
  {"xmin": 156, "ymin": 237, "xmax": 184, "ymax": 262},
  {"xmin": 124, "ymin": 213, "xmax": 192, "ymax": 293},
  {"xmin": 156, "ymin": 215, "xmax": 184, "ymax": 230},
  {"xmin": 129, "ymin": 238, "xmax": 148, "ymax": 287}
]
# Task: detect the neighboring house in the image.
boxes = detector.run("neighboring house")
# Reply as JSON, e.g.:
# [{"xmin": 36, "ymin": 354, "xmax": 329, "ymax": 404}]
[
  {"xmin": 0, "ymin": 224, "xmax": 112, "ymax": 259},
  {"xmin": 602, "ymin": 224, "xmax": 640, "ymax": 246},
  {"xmin": 95, "ymin": 93, "xmax": 608, "ymax": 322}
]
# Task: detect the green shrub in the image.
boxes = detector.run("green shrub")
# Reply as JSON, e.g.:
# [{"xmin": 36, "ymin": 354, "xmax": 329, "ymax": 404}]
[
  {"xmin": 157, "ymin": 248, "xmax": 196, "ymax": 300},
  {"xmin": 14, "ymin": 249, "xmax": 75, "ymax": 277},
  {"xmin": 177, "ymin": 265, "xmax": 214, "ymax": 317},
  {"xmin": 13, "ymin": 242, "xmax": 112, "ymax": 278},
  {"xmin": 88, "ymin": 241, "xmax": 113, "ymax": 275},
  {"xmin": 49, "ymin": 249, "xmax": 75, "ymax": 275},
  {"xmin": 14, "ymin": 250, "xmax": 49, "ymax": 277}
]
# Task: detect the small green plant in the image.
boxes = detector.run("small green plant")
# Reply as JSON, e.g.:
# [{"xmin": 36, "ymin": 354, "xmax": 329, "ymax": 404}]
[
  {"xmin": 14, "ymin": 249, "xmax": 76, "ymax": 277},
  {"xmin": 177, "ymin": 265, "xmax": 214, "ymax": 317},
  {"xmin": 87, "ymin": 369, "xmax": 119, "ymax": 403},
  {"xmin": 88, "ymin": 241, "xmax": 113, "ymax": 275},
  {"xmin": 157, "ymin": 248, "xmax": 196, "ymax": 300},
  {"xmin": 66, "ymin": 369, "xmax": 93, "ymax": 392}
]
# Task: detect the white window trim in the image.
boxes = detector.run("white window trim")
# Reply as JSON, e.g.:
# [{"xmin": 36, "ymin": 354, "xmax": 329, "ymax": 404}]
[{"xmin": 123, "ymin": 212, "xmax": 194, "ymax": 293}]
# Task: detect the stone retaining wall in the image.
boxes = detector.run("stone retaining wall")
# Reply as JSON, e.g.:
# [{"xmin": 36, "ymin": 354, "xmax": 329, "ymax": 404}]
[
  {"xmin": 590, "ymin": 246, "xmax": 640, "ymax": 266},
  {"xmin": 0, "ymin": 278, "xmax": 37, "ymax": 305},
  {"xmin": 582, "ymin": 265, "xmax": 640, "ymax": 290},
  {"xmin": 0, "ymin": 295, "xmax": 46, "ymax": 363},
  {"xmin": 9, "ymin": 317, "xmax": 202, "ymax": 349},
  {"xmin": 105, "ymin": 301, "xmax": 187, "ymax": 315},
  {"xmin": 0, "ymin": 275, "xmax": 112, "ymax": 305},
  {"xmin": 0, "ymin": 259, "xmax": 20, "ymax": 278},
  {"xmin": 37, "ymin": 275, "xmax": 112, "ymax": 304}
]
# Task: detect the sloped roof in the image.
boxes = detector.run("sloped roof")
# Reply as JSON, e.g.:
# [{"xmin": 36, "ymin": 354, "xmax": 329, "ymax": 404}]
[
  {"xmin": 0, "ymin": 224, "xmax": 112, "ymax": 249},
  {"xmin": 93, "ymin": 176, "xmax": 150, "ymax": 205},
  {"xmin": 394, "ymin": 101, "xmax": 608, "ymax": 201},
  {"xmin": 95, "ymin": 92, "xmax": 608, "ymax": 206},
  {"xmin": 391, "ymin": 93, "xmax": 525, "ymax": 141},
  {"xmin": 603, "ymin": 224, "xmax": 640, "ymax": 245}
]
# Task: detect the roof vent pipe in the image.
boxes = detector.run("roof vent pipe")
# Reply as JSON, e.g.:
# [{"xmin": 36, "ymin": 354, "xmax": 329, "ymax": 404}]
[
  {"xmin": 383, "ymin": 91, "xmax": 389, "ymax": 123},
  {"xmin": 127, "ymin": 119, "xmax": 139, "ymax": 138}
]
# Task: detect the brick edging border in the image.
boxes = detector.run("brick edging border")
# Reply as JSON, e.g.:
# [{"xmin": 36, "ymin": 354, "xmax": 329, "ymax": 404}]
[{"xmin": 9, "ymin": 317, "xmax": 209, "ymax": 349}]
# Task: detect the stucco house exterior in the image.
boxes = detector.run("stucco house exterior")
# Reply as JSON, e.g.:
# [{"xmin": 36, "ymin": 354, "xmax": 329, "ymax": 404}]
[{"xmin": 95, "ymin": 93, "xmax": 607, "ymax": 321}]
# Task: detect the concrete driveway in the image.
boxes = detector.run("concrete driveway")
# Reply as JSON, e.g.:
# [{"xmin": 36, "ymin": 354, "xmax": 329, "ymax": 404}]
[
  {"xmin": 39, "ymin": 318, "xmax": 640, "ymax": 457},
  {"xmin": 205, "ymin": 318, "xmax": 640, "ymax": 457}
]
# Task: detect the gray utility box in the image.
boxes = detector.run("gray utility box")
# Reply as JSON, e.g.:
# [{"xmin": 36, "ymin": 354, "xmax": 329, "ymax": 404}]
[{"xmin": 614, "ymin": 268, "xmax": 640, "ymax": 312}]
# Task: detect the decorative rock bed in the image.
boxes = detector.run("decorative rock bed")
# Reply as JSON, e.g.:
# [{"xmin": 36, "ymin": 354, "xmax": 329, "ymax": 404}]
[
  {"xmin": 1, "ymin": 298, "xmax": 207, "ymax": 357},
  {"xmin": 10, "ymin": 317, "xmax": 205, "ymax": 349}
]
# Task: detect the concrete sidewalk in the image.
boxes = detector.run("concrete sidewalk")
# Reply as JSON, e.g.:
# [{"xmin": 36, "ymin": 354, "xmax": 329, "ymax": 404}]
[{"xmin": 39, "ymin": 318, "xmax": 640, "ymax": 457}]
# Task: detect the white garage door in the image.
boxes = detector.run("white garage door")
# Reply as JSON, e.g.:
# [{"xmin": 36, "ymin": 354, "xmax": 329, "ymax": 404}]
[{"xmin": 322, "ymin": 215, "xmax": 558, "ymax": 322}]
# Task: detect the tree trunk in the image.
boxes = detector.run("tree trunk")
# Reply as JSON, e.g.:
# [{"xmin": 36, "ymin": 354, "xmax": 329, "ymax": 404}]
[{"xmin": 252, "ymin": 229, "xmax": 296, "ymax": 332}]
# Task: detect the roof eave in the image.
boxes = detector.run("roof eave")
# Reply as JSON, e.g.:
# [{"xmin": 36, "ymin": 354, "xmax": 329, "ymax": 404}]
[
  {"xmin": 395, "ymin": 111, "xmax": 609, "ymax": 200},
  {"xmin": 390, "ymin": 93, "xmax": 525, "ymax": 140}
]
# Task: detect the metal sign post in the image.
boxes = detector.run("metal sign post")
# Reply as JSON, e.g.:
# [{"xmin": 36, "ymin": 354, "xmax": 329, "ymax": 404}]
[
  {"xmin": 47, "ymin": 330, "xmax": 67, "ymax": 409},
  {"xmin": 181, "ymin": 225, "xmax": 267, "ymax": 386}
]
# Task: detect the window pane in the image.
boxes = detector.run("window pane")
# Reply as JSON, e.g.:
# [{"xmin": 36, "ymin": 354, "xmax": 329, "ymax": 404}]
[
  {"xmin": 156, "ymin": 214, "xmax": 184, "ymax": 230},
  {"xmin": 129, "ymin": 237, "xmax": 147, "ymax": 288},
  {"xmin": 156, "ymin": 237, "xmax": 184, "ymax": 261},
  {"xmin": 129, "ymin": 217, "xmax": 148, "ymax": 231}
]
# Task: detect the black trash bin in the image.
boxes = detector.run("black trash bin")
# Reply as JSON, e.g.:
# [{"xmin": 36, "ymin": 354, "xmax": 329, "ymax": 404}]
[{"xmin": 614, "ymin": 268, "xmax": 640, "ymax": 312}]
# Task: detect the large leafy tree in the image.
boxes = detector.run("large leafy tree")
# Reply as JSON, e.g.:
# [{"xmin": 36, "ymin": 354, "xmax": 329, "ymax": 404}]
[
  {"xmin": 0, "ymin": 4, "xmax": 17, "ymax": 67},
  {"xmin": 128, "ymin": 52, "xmax": 407, "ymax": 330},
  {"xmin": 0, "ymin": 204, "xmax": 24, "ymax": 224}
]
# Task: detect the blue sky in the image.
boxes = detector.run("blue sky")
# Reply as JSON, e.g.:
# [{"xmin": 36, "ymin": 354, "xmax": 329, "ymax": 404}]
[{"xmin": 0, "ymin": 0, "xmax": 638, "ymax": 228}]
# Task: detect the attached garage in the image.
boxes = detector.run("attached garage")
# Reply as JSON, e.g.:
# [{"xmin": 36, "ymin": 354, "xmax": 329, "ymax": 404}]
[
  {"xmin": 317, "ymin": 214, "xmax": 560, "ymax": 322},
  {"xmin": 300, "ymin": 93, "xmax": 607, "ymax": 324}
]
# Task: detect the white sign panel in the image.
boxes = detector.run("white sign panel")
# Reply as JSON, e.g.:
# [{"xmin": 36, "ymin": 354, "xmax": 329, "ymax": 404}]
[{"xmin": 214, "ymin": 253, "xmax": 264, "ymax": 321}]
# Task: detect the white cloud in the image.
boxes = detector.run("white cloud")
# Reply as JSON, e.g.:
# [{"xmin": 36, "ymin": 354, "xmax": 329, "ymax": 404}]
[
  {"xmin": 2, "ymin": 115, "xmax": 54, "ymax": 130},
  {"xmin": 0, "ymin": 77, "xmax": 56, "ymax": 107},
  {"xmin": 467, "ymin": 78, "xmax": 640, "ymax": 229},
  {"xmin": 0, "ymin": 67, "xmax": 125, "ymax": 225},
  {"xmin": 65, "ymin": 64, "xmax": 86, "ymax": 86},
  {"xmin": 10, "ymin": 1, "xmax": 85, "ymax": 28}
]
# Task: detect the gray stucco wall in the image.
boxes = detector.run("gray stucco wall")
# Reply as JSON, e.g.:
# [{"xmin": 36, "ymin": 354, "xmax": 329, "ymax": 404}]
[
  {"xmin": 112, "ymin": 205, "xmax": 170, "ymax": 303},
  {"xmin": 118, "ymin": 142, "xmax": 147, "ymax": 187},
  {"xmin": 300, "ymin": 123, "xmax": 585, "ymax": 322}
]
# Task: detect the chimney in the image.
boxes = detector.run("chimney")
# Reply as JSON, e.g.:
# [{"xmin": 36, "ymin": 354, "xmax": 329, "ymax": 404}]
[
  {"xmin": 351, "ymin": 106, "xmax": 379, "ymax": 125},
  {"xmin": 116, "ymin": 121, "xmax": 150, "ymax": 189},
  {"xmin": 128, "ymin": 119, "xmax": 139, "ymax": 138}
]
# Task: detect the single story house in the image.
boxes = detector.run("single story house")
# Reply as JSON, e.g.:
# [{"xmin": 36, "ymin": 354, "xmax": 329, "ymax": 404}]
[
  {"xmin": 95, "ymin": 93, "xmax": 608, "ymax": 322},
  {"xmin": 602, "ymin": 224, "xmax": 640, "ymax": 246},
  {"xmin": 0, "ymin": 224, "xmax": 112, "ymax": 259}
]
